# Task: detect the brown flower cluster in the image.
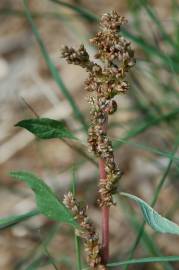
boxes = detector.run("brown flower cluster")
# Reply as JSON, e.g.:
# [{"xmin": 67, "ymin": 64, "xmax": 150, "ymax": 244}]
[
  {"xmin": 62, "ymin": 11, "xmax": 135, "ymax": 205},
  {"xmin": 63, "ymin": 192, "xmax": 106, "ymax": 269}
]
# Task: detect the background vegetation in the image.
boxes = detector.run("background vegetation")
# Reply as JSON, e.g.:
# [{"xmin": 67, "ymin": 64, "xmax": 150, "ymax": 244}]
[{"xmin": 0, "ymin": 0, "xmax": 179, "ymax": 269}]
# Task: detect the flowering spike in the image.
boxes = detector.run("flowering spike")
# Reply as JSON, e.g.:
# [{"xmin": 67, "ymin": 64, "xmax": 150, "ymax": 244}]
[
  {"xmin": 63, "ymin": 192, "xmax": 106, "ymax": 269},
  {"xmin": 62, "ymin": 10, "xmax": 135, "ymax": 266}
]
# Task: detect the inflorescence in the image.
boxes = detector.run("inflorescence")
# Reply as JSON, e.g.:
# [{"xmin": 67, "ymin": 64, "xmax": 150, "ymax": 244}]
[
  {"xmin": 62, "ymin": 11, "xmax": 135, "ymax": 268},
  {"xmin": 62, "ymin": 11, "xmax": 135, "ymax": 207},
  {"xmin": 63, "ymin": 192, "xmax": 106, "ymax": 269}
]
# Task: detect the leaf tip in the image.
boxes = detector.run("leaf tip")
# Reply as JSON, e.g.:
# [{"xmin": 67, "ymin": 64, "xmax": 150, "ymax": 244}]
[{"xmin": 14, "ymin": 120, "xmax": 23, "ymax": 128}]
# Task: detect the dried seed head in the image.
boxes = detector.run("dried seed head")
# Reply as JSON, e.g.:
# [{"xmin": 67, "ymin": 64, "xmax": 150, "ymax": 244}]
[
  {"xmin": 62, "ymin": 10, "xmax": 135, "ymax": 209},
  {"xmin": 61, "ymin": 44, "xmax": 95, "ymax": 70},
  {"xmin": 100, "ymin": 11, "xmax": 127, "ymax": 31},
  {"xmin": 63, "ymin": 192, "xmax": 106, "ymax": 269},
  {"xmin": 61, "ymin": 10, "xmax": 135, "ymax": 268}
]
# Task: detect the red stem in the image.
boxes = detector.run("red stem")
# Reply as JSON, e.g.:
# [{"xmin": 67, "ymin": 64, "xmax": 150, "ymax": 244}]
[{"xmin": 99, "ymin": 158, "xmax": 109, "ymax": 264}]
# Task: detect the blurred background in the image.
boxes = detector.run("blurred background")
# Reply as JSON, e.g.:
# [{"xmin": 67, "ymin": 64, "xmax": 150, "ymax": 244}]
[{"xmin": 1, "ymin": 0, "xmax": 179, "ymax": 269}]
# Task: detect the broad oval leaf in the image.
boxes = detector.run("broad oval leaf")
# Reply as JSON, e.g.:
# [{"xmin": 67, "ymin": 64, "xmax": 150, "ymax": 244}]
[
  {"xmin": 10, "ymin": 171, "xmax": 77, "ymax": 227},
  {"xmin": 15, "ymin": 118, "xmax": 77, "ymax": 140},
  {"xmin": 120, "ymin": 192, "xmax": 179, "ymax": 235}
]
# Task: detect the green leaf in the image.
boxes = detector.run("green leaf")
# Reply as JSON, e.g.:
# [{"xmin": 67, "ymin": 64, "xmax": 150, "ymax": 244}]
[
  {"xmin": 0, "ymin": 209, "xmax": 39, "ymax": 230},
  {"xmin": 15, "ymin": 118, "xmax": 77, "ymax": 140},
  {"xmin": 121, "ymin": 192, "xmax": 179, "ymax": 235},
  {"xmin": 10, "ymin": 171, "xmax": 77, "ymax": 227},
  {"xmin": 122, "ymin": 202, "xmax": 173, "ymax": 270},
  {"xmin": 123, "ymin": 141, "xmax": 178, "ymax": 270}
]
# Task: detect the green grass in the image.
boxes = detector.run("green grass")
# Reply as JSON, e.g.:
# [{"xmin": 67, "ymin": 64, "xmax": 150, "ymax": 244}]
[
  {"xmin": 0, "ymin": 209, "xmax": 39, "ymax": 230},
  {"xmin": 23, "ymin": 0, "xmax": 88, "ymax": 132},
  {"xmin": 123, "ymin": 139, "xmax": 179, "ymax": 270}
]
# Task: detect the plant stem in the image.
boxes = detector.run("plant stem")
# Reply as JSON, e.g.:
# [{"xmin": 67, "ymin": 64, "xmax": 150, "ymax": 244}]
[
  {"xmin": 98, "ymin": 115, "xmax": 110, "ymax": 264},
  {"xmin": 75, "ymin": 234, "xmax": 82, "ymax": 270},
  {"xmin": 72, "ymin": 167, "xmax": 82, "ymax": 270},
  {"xmin": 99, "ymin": 158, "xmax": 109, "ymax": 264}
]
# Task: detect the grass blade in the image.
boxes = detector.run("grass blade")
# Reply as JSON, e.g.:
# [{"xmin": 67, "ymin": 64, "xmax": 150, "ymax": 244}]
[
  {"xmin": 138, "ymin": 0, "xmax": 178, "ymax": 49},
  {"xmin": 83, "ymin": 256, "xmax": 179, "ymax": 269},
  {"xmin": 0, "ymin": 209, "xmax": 39, "ymax": 230},
  {"xmin": 49, "ymin": 0, "xmax": 98, "ymax": 22},
  {"xmin": 107, "ymin": 256, "xmax": 179, "ymax": 268},
  {"xmin": 113, "ymin": 107, "xmax": 179, "ymax": 150},
  {"xmin": 23, "ymin": 0, "xmax": 87, "ymax": 131},
  {"xmin": 0, "ymin": 7, "xmax": 76, "ymax": 20},
  {"xmin": 26, "ymin": 255, "xmax": 72, "ymax": 270},
  {"xmin": 121, "ymin": 29, "xmax": 179, "ymax": 72},
  {"xmin": 18, "ymin": 223, "xmax": 61, "ymax": 269},
  {"xmin": 26, "ymin": 1, "xmax": 179, "ymax": 75},
  {"xmin": 49, "ymin": 0, "xmax": 179, "ymax": 73},
  {"xmin": 112, "ymin": 138, "xmax": 179, "ymax": 163}
]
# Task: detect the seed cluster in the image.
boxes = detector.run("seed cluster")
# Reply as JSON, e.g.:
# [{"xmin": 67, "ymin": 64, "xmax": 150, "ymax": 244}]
[
  {"xmin": 63, "ymin": 192, "xmax": 106, "ymax": 269},
  {"xmin": 62, "ymin": 11, "xmax": 135, "ymax": 207},
  {"xmin": 62, "ymin": 12, "xmax": 135, "ymax": 266}
]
